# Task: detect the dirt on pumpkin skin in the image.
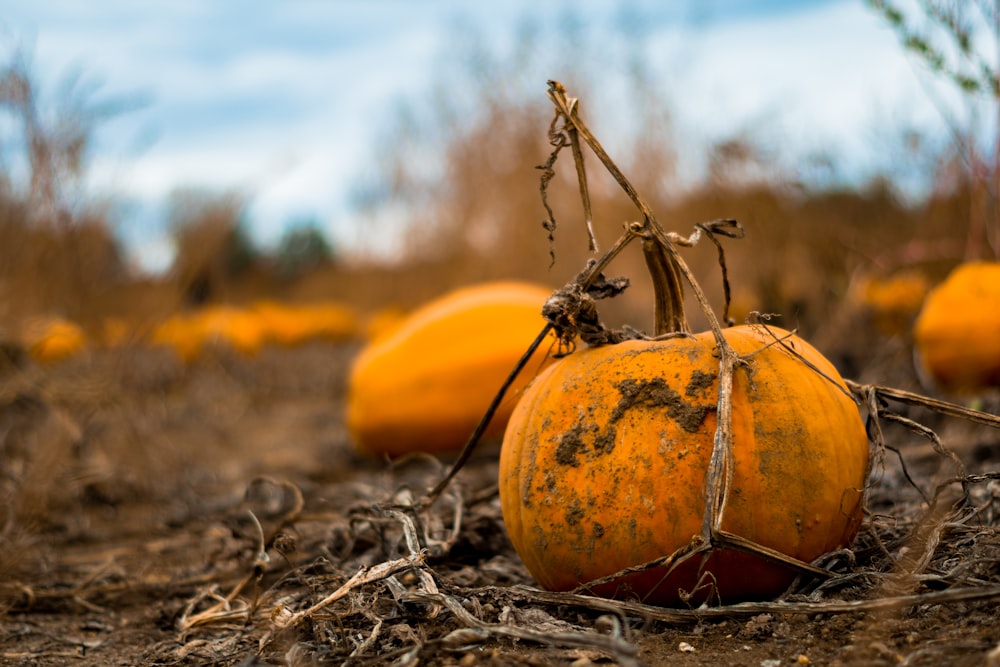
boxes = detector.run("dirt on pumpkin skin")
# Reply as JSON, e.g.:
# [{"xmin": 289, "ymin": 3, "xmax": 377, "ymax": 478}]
[
  {"xmin": 1, "ymin": 342, "xmax": 1000, "ymax": 666},
  {"xmin": 554, "ymin": 376, "xmax": 713, "ymax": 467},
  {"xmin": 612, "ymin": 377, "xmax": 713, "ymax": 434}
]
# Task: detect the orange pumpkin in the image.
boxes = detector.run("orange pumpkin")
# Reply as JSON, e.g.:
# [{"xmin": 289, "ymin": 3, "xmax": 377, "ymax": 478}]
[
  {"xmin": 499, "ymin": 240, "xmax": 870, "ymax": 605},
  {"xmin": 252, "ymin": 301, "xmax": 358, "ymax": 347},
  {"xmin": 23, "ymin": 317, "xmax": 88, "ymax": 364},
  {"xmin": 197, "ymin": 306, "xmax": 265, "ymax": 356},
  {"xmin": 252, "ymin": 301, "xmax": 317, "ymax": 347},
  {"xmin": 151, "ymin": 305, "xmax": 265, "ymax": 362},
  {"xmin": 347, "ymin": 281, "xmax": 557, "ymax": 458},
  {"xmin": 363, "ymin": 306, "xmax": 409, "ymax": 343},
  {"xmin": 855, "ymin": 271, "xmax": 929, "ymax": 336},
  {"xmin": 914, "ymin": 261, "xmax": 1000, "ymax": 393},
  {"xmin": 151, "ymin": 314, "xmax": 204, "ymax": 362},
  {"xmin": 298, "ymin": 302, "xmax": 359, "ymax": 343}
]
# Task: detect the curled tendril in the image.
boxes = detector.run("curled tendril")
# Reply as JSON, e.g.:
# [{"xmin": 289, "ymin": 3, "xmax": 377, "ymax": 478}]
[{"xmin": 542, "ymin": 268, "xmax": 640, "ymax": 355}]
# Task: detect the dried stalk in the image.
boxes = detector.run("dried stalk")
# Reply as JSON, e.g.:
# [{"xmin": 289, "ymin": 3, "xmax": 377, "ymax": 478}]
[
  {"xmin": 538, "ymin": 111, "xmax": 568, "ymax": 266},
  {"xmin": 546, "ymin": 81, "xmax": 653, "ymax": 220},
  {"xmin": 561, "ymin": 95, "xmax": 598, "ymax": 252},
  {"xmin": 517, "ymin": 581, "xmax": 1000, "ymax": 623},
  {"xmin": 407, "ymin": 590, "xmax": 641, "ymax": 666},
  {"xmin": 847, "ymin": 379, "xmax": 1000, "ymax": 430},
  {"xmin": 270, "ymin": 551, "xmax": 428, "ymax": 630}
]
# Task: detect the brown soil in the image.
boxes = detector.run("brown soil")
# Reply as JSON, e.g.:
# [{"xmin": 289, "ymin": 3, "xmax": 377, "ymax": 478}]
[{"xmin": 1, "ymin": 341, "xmax": 999, "ymax": 666}]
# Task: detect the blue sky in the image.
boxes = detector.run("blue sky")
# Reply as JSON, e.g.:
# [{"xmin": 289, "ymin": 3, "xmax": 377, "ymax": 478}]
[{"xmin": 1, "ymin": 1, "xmax": 967, "ymax": 272}]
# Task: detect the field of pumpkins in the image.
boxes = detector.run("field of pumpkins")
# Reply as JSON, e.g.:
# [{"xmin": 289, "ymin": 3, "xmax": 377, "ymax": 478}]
[
  {"xmin": 4, "ymin": 84, "xmax": 1000, "ymax": 667},
  {"xmin": 14, "ymin": 301, "xmax": 367, "ymax": 365}
]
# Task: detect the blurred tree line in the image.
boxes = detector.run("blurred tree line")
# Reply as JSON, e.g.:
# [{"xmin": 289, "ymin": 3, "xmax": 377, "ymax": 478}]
[{"xmin": 0, "ymin": 47, "xmax": 336, "ymax": 329}]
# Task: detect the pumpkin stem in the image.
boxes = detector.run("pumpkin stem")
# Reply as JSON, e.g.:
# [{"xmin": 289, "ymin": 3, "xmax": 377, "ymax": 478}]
[{"xmin": 642, "ymin": 235, "xmax": 689, "ymax": 336}]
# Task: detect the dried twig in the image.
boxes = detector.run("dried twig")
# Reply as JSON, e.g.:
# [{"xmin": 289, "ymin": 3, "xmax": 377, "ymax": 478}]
[
  {"xmin": 560, "ymin": 94, "xmax": 598, "ymax": 252},
  {"xmin": 847, "ymin": 380, "xmax": 1000, "ymax": 430},
  {"xmin": 516, "ymin": 582, "xmax": 1000, "ymax": 623},
  {"xmin": 270, "ymin": 551, "xmax": 428, "ymax": 630},
  {"xmin": 408, "ymin": 590, "xmax": 641, "ymax": 666},
  {"xmin": 538, "ymin": 111, "xmax": 568, "ymax": 266}
]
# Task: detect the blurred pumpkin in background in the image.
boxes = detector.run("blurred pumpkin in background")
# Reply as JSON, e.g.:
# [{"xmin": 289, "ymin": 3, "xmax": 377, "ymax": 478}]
[
  {"xmin": 199, "ymin": 306, "xmax": 265, "ymax": 356},
  {"xmin": 363, "ymin": 306, "xmax": 409, "ymax": 343},
  {"xmin": 254, "ymin": 300, "xmax": 359, "ymax": 347},
  {"xmin": 151, "ymin": 314, "xmax": 203, "ymax": 362},
  {"xmin": 346, "ymin": 281, "xmax": 558, "ymax": 458},
  {"xmin": 296, "ymin": 302, "xmax": 358, "ymax": 343},
  {"xmin": 152, "ymin": 305, "xmax": 265, "ymax": 362},
  {"xmin": 252, "ymin": 301, "xmax": 317, "ymax": 347},
  {"xmin": 914, "ymin": 261, "xmax": 1000, "ymax": 393},
  {"xmin": 854, "ymin": 270, "xmax": 929, "ymax": 336},
  {"xmin": 23, "ymin": 317, "xmax": 88, "ymax": 364}
]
